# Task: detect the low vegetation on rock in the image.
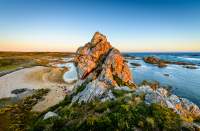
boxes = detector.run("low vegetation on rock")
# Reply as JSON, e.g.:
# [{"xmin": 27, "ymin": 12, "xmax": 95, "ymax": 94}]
[{"xmin": 31, "ymin": 92, "xmax": 182, "ymax": 131}]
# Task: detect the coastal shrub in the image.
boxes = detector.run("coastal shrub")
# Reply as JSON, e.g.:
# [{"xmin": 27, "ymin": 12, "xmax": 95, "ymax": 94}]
[
  {"xmin": 0, "ymin": 89, "xmax": 49, "ymax": 131},
  {"xmin": 0, "ymin": 58, "xmax": 40, "ymax": 71},
  {"xmin": 113, "ymin": 75, "xmax": 135, "ymax": 88},
  {"xmin": 32, "ymin": 117, "xmax": 67, "ymax": 131},
  {"xmin": 112, "ymin": 89, "xmax": 129, "ymax": 97},
  {"xmin": 150, "ymin": 103, "xmax": 181, "ymax": 130},
  {"xmin": 194, "ymin": 117, "xmax": 200, "ymax": 123},
  {"xmin": 76, "ymin": 84, "xmax": 86, "ymax": 94},
  {"xmin": 78, "ymin": 115, "xmax": 113, "ymax": 131},
  {"xmin": 113, "ymin": 75, "xmax": 124, "ymax": 86},
  {"xmin": 146, "ymin": 117, "xmax": 155, "ymax": 128},
  {"xmin": 31, "ymin": 93, "xmax": 182, "ymax": 131},
  {"xmin": 94, "ymin": 101, "xmax": 109, "ymax": 113},
  {"xmin": 140, "ymin": 80, "xmax": 160, "ymax": 90},
  {"xmin": 74, "ymin": 79, "xmax": 93, "ymax": 95},
  {"xmin": 0, "ymin": 58, "xmax": 29, "ymax": 66},
  {"xmin": 89, "ymin": 103, "xmax": 180, "ymax": 130}
]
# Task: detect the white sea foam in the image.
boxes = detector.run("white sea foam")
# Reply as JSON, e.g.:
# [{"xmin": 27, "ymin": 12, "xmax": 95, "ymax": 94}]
[{"xmin": 178, "ymin": 56, "xmax": 200, "ymax": 61}]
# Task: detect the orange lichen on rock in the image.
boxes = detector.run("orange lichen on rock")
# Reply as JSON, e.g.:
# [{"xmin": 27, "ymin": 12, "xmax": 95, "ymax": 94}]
[{"xmin": 74, "ymin": 32, "xmax": 135, "ymax": 88}]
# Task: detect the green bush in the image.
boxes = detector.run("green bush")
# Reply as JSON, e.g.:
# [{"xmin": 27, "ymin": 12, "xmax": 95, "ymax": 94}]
[
  {"xmin": 76, "ymin": 84, "xmax": 86, "ymax": 94},
  {"xmin": 112, "ymin": 89, "xmax": 129, "ymax": 97},
  {"xmin": 94, "ymin": 101, "xmax": 109, "ymax": 113},
  {"xmin": 31, "ymin": 93, "xmax": 182, "ymax": 131},
  {"xmin": 32, "ymin": 117, "xmax": 66, "ymax": 131},
  {"xmin": 78, "ymin": 101, "xmax": 181, "ymax": 130},
  {"xmin": 113, "ymin": 75, "xmax": 135, "ymax": 88},
  {"xmin": 74, "ymin": 79, "xmax": 92, "ymax": 95},
  {"xmin": 78, "ymin": 115, "xmax": 113, "ymax": 131},
  {"xmin": 150, "ymin": 103, "xmax": 181, "ymax": 130}
]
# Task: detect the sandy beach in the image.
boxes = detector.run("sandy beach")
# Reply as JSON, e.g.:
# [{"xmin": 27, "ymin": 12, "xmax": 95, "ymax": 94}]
[{"xmin": 0, "ymin": 66, "xmax": 71, "ymax": 112}]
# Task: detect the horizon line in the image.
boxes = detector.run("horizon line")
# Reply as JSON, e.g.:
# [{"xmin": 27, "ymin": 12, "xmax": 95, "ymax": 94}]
[{"xmin": 0, "ymin": 50, "xmax": 200, "ymax": 53}]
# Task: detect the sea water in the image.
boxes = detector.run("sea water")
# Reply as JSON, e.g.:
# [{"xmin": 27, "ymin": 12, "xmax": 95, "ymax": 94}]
[{"xmin": 125, "ymin": 52, "xmax": 200, "ymax": 106}]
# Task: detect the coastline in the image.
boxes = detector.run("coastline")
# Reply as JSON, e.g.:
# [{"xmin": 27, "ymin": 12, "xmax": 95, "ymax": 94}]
[{"xmin": 0, "ymin": 66, "xmax": 69, "ymax": 112}]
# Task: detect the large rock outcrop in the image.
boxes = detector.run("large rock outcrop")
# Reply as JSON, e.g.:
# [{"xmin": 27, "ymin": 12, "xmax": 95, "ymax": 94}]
[
  {"xmin": 135, "ymin": 85, "xmax": 200, "ymax": 121},
  {"xmin": 72, "ymin": 32, "xmax": 136, "ymax": 103}
]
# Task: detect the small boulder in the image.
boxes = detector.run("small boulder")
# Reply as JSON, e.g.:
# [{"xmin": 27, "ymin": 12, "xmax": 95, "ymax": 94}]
[
  {"xmin": 157, "ymin": 88, "xmax": 168, "ymax": 97},
  {"xmin": 158, "ymin": 61, "xmax": 167, "ymax": 68},
  {"xmin": 43, "ymin": 111, "xmax": 58, "ymax": 120},
  {"xmin": 183, "ymin": 65, "xmax": 198, "ymax": 69},
  {"xmin": 135, "ymin": 85, "xmax": 154, "ymax": 95},
  {"xmin": 143, "ymin": 56, "xmax": 160, "ymax": 64},
  {"xmin": 130, "ymin": 62, "xmax": 141, "ymax": 67},
  {"xmin": 163, "ymin": 73, "xmax": 170, "ymax": 77}
]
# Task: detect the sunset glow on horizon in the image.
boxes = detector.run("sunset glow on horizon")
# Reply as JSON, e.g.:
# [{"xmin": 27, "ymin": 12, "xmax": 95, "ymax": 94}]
[{"xmin": 0, "ymin": 0, "xmax": 200, "ymax": 52}]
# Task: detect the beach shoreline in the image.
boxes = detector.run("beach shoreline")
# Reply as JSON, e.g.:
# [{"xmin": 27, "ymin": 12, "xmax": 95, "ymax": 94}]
[{"xmin": 0, "ymin": 66, "xmax": 71, "ymax": 112}]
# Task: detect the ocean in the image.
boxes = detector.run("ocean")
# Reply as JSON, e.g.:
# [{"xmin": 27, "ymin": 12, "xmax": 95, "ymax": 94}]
[{"xmin": 125, "ymin": 52, "xmax": 200, "ymax": 106}]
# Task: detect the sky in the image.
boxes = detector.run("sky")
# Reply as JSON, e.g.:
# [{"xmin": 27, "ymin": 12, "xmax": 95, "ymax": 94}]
[{"xmin": 0, "ymin": 0, "xmax": 200, "ymax": 52}]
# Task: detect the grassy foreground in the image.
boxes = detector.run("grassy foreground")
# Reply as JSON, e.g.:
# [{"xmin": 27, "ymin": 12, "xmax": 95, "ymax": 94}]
[
  {"xmin": 0, "ymin": 89, "xmax": 49, "ymax": 131},
  {"xmin": 31, "ymin": 90, "xmax": 182, "ymax": 131}
]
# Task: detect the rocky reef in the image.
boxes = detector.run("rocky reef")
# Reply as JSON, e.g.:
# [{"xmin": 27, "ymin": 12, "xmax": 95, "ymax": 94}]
[
  {"xmin": 143, "ymin": 56, "xmax": 196, "ymax": 68},
  {"xmin": 72, "ymin": 32, "xmax": 136, "ymax": 103},
  {"xmin": 143, "ymin": 56, "xmax": 167, "ymax": 68}
]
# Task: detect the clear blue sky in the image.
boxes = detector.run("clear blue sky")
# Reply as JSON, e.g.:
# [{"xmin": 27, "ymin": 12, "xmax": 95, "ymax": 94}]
[{"xmin": 0, "ymin": 0, "xmax": 200, "ymax": 52}]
